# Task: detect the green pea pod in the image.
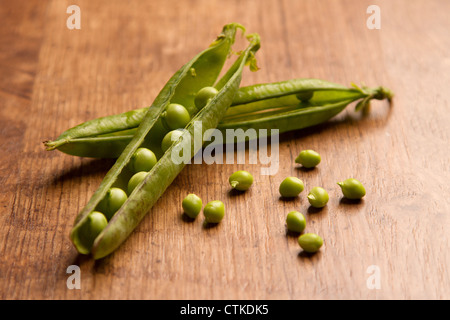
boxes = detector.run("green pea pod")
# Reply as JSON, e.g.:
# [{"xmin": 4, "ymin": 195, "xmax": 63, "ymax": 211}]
[
  {"xmin": 217, "ymin": 86, "xmax": 392, "ymax": 144},
  {"xmin": 44, "ymin": 81, "xmax": 392, "ymax": 158},
  {"xmin": 220, "ymin": 85, "xmax": 392, "ymax": 142},
  {"xmin": 219, "ymin": 99, "xmax": 355, "ymax": 141},
  {"xmin": 70, "ymin": 25, "xmax": 261, "ymax": 259}
]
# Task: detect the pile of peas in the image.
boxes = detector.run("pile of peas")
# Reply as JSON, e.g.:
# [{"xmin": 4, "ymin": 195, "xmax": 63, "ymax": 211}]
[
  {"xmin": 284, "ymin": 149, "xmax": 365, "ymax": 253},
  {"xmin": 181, "ymin": 148, "xmax": 366, "ymax": 255}
]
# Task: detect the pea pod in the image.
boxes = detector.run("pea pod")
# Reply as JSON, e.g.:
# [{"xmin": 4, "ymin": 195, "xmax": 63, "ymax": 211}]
[
  {"xmin": 65, "ymin": 88, "xmax": 387, "ymax": 153},
  {"xmin": 44, "ymin": 81, "xmax": 392, "ymax": 158},
  {"xmin": 70, "ymin": 24, "xmax": 261, "ymax": 259},
  {"xmin": 218, "ymin": 86, "xmax": 391, "ymax": 143}
]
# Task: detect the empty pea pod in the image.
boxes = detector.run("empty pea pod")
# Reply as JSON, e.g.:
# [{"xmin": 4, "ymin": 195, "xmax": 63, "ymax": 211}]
[{"xmin": 69, "ymin": 24, "xmax": 260, "ymax": 259}]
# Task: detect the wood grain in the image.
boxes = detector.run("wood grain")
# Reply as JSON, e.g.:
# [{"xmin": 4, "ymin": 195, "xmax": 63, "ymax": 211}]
[{"xmin": 0, "ymin": 0, "xmax": 449, "ymax": 299}]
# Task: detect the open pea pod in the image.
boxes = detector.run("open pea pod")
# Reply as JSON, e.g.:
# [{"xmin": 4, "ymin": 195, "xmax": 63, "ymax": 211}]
[
  {"xmin": 70, "ymin": 24, "xmax": 261, "ymax": 259},
  {"xmin": 218, "ymin": 85, "xmax": 392, "ymax": 143},
  {"xmin": 220, "ymin": 99, "xmax": 355, "ymax": 135},
  {"xmin": 221, "ymin": 84, "xmax": 392, "ymax": 122}
]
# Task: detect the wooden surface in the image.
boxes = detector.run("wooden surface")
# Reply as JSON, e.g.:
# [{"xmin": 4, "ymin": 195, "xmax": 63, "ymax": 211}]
[{"xmin": 1, "ymin": 0, "xmax": 449, "ymax": 300}]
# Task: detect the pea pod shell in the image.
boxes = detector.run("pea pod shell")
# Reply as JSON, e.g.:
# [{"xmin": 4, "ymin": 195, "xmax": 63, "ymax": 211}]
[
  {"xmin": 92, "ymin": 33, "xmax": 260, "ymax": 259},
  {"xmin": 70, "ymin": 23, "xmax": 246, "ymax": 255}
]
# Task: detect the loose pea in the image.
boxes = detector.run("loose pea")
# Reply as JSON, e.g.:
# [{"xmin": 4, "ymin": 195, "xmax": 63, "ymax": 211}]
[
  {"xmin": 129, "ymin": 148, "xmax": 157, "ymax": 173},
  {"xmin": 286, "ymin": 211, "xmax": 306, "ymax": 233},
  {"xmin": 295, "ymin": 149, "xmax": 321, "ymax": 168},
  {"xmin": 307, "ymin": 187, "xmax": 329, "ymax": 208},
  {"xmin": 127, "ymin": 171, "xmax": 148, "ymax": 195},
  {"xmin": 203, "ymin": 200, "xmax": 225, "ymax": 223},
  {"xmin": 182, "ymin": 194, "xmax": 203, "ymax": 219},
  {"xmin": 229, "ymin": 170, "xmax": 254, "ymax": 191},
  {"xmin": 337, "ymin": 178, "xmax": 366, "ymax": 199},
  {"xmin": 296, "ymin": 91, "xmax": 314, "ymax": 102},
  {"xmin": 97, "ymin": 188, "xmax": 128, "ymax": 220},
  {"xmin": 194, "ymin": 86, "xmax": 219, "ymax": 109},
  {"xmin": 279, "ymin": 177, "xmax": 304, "ymax": 197},
  {"xmin": 298, "ymin": 233, "xmax": 323, "ymax": 253},
  {"xmin": 161, "ymin": 129, "xmax": 184, "ymax": 153},
  {"xmin": 161, "ymin": 103, "xmax": 191, "ymax": 130}
]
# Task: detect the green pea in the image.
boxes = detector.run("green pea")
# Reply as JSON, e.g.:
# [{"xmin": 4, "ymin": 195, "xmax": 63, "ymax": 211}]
[
  {"xmin": 279, "ymin": 177, "xmax": 304, "ymax": 197},
  {"xmin": 203, "ymin": 200, "xmax": 225, "ymax": 223},
  {"xmin": 229, "ymin": 170, "xmax": 254, "ymax": 191},
  {"xmin": 97, "ymin": 188, "xmax": 128, "ymax": 220},
  {"xmin": 182, "ymin": 194, "xmax": 203, "ymax": 219},
  {"xmin": 87, "ymin": 211, "xmax": 108, "ymax": 234},
  {"xmin": 295, "ymin": 149, "xmax": 321, "ymax": 168},
  {"xmin": 296, "ymin": 91, "xmax": 314, "ymax": 102},
  {"xmin": 307, "ymin": 187, "xmax": 329, "ymax": 208},
  {"xmin": 127, "ymin": 171, "xmax": 148, "ymax": 195},
  {"xmin": 194, "ymin": 86, "xmax": 219, "ymax": 109},
  {"xmin": 161, "ymin": 129, "xmax": 184, "ymax": 153},
  {"xmin": 337, "ymin": 178, "xmax": 366, "ymax": 199},
  {"xmin": 286, "ymin": 211, "xmax": 306, "ymax": 233},
  {"xmin": 79, "ymin": 211, "xmax": 108, "ymax": 250},
  {"xmin": 298, "ymin": 233, "xmax": 323, "ymax": 253},
  {"xmin": 161, "ymin": 103, "xmax": 191, "ymax": 130},
  {"xmin": 129, "ymin": 148, "xmax": 157, "ymax": 173}
]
